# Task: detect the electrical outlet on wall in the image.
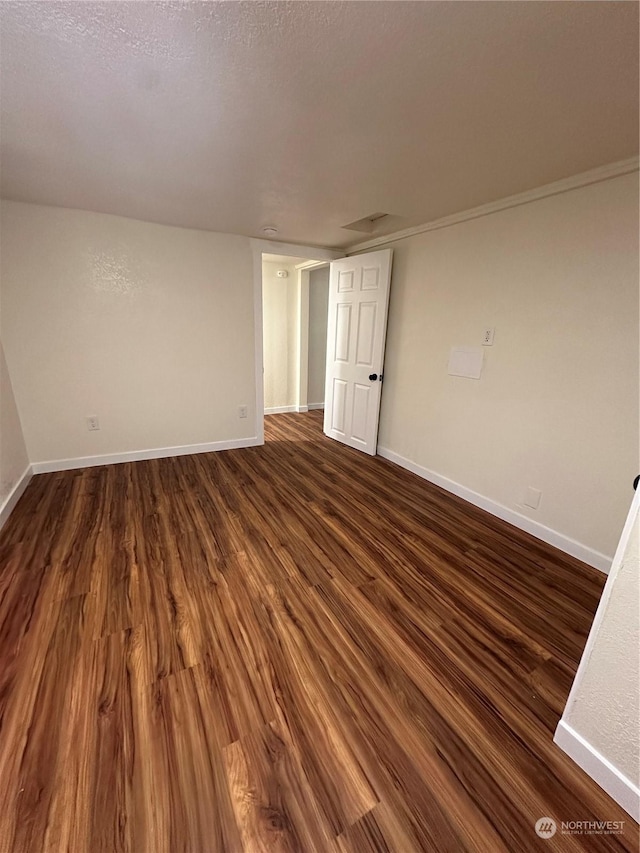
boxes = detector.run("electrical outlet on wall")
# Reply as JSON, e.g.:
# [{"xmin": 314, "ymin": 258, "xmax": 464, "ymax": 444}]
[
  {"xmin": 482, "ymin": 327, "xmax": 495, "ymax": 346},
  {"xmin": 86, "ymin": 415, "xmax": 100, "ymax": 431},
  {"xmin": 238, "ymin": 405, "xmax": 248, "ymax": 419}
]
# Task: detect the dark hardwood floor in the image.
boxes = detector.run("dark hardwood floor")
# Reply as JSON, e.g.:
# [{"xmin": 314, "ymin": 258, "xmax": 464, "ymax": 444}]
[{"xmin": 0, "ymin": 411, "xmax": 636, "ymax": 852}]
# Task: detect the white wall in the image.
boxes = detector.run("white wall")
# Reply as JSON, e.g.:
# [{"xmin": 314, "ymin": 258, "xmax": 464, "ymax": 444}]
[
  {"xmin": 262, "ymin": 261, "xmax": 298, "ymax": 411},
  {"xmin": 308, "ymin": 266, "xmax": 329, "ymax": 406},
  {"xmin": 565, "ymin": 510, "xmax": 639, "ymax": 779},
  {"xmin": 555, "ymin": 489, "xmax": 640, "ymax": 819},
  {"xmin": 288, "ymin": 270, "xmax": 301, "ymax": 411},
  {"xmin": 1, "ymin": 202, "xmax": 257, "ymax": 465},
  {"xmin": 374, "ymin": 172, "xmax": 639, "ymax": 562},
  {"xmin": 0, "ymin": 341, "xmax": 29, "ymax": 510}
]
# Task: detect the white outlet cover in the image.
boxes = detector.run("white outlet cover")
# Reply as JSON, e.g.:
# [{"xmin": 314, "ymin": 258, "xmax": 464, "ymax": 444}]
[{"xmin": 482, "ymin": 327, "xmax": 495, "ymax": 346}]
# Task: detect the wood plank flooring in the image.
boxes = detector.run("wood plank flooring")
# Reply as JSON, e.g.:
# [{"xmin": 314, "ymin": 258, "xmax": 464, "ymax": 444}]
[{"xmin": 0, "ymin": 410, "xmax": 636, "ymax": 852}]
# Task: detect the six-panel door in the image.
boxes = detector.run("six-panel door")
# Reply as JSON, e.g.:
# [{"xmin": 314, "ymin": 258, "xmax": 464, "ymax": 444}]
[{"xmin": 323, "ymin": 249, "xmax": 393, "ymax": 455}]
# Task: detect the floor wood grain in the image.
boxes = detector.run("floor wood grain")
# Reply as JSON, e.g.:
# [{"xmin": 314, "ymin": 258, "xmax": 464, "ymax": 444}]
[{"xmin": 0, "ymin": 411, "xmax": 636, "ymax": 852}]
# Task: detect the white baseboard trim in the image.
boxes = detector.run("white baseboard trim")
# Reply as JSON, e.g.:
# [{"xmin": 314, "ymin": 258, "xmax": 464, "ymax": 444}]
[
  {"xmin": 0, "ymin": 465, "xmax": 33, "ymax": 532},
  {"xmin": 265, "ymin": 404, "xmax": 323, "ymax": 414},
  {"xmin": 554, "ymin": 721, "xmax": 640, "ymax": 822},
  {"xmin": 376, "ymin": 446, "xmax": 612, "ymax": 574},
  {"xmin": 265, "ymin": 406, "xmax": 297, "ymax": 414},
  {"xmin": 31, "ymin": 437, "xmax": 262, "ymax": 474}
]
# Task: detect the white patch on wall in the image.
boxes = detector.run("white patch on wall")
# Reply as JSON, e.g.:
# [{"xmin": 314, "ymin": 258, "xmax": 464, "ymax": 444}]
[
  {"xmin": 448, "ymin": 346, "xmax": 484, "ymax": 380},
  {"xmin": 87, "ymin": 247, "xmax": 145, "ymax": 296}
]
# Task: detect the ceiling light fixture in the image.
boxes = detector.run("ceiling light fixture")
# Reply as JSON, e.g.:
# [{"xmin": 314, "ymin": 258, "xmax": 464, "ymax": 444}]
[{"xmin": 262, "ymin": 226, "xmax": 278, "ymax": 237}]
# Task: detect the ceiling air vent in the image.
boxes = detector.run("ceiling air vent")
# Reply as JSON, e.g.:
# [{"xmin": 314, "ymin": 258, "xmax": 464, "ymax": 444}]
[{"xmin": 342, "ymin": 212, "xmax": 391, "ymax": 233}]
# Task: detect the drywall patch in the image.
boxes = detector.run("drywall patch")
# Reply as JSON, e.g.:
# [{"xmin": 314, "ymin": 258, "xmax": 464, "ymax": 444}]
[{"xmin": 87, "ymin": 245, "xmax": 145, "ymax": 296}]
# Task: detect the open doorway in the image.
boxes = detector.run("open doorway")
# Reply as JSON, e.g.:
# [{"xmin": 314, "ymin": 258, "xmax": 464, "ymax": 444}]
[
  {"xmin": 307, "ymin": 266, "xmax": 330, "ymax": 410},
  {"xmin": 252, "ymin": 240, "xmax": 343, "ymax": 445},
  {"xmin": 261, "ymin": 253, "xmax": 329, "ymax": 418}
]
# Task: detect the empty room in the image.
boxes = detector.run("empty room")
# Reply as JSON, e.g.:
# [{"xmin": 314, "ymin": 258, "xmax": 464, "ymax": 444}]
[{"xmin": 0, "ymin": 2, "xmax": 638, "ymax": 851}]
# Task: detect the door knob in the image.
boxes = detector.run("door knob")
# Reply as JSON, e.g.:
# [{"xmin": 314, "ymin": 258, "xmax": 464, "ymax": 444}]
[{"xmin": 369, "ymin": 373, "xmax": 377, "ymax": 381}]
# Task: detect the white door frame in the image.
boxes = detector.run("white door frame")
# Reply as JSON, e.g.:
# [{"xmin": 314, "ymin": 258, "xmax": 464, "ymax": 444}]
[{"xmin": 251, "ymin": 239, "xmax": 344, "ymax": 444}]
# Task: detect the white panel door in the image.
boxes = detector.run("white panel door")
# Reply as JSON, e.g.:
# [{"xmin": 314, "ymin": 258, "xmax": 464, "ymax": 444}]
[{"xmin": 323, "ymin": 249, "xmax": 393, "ymax": 455}]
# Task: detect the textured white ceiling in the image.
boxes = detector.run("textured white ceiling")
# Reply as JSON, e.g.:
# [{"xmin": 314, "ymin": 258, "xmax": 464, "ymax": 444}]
[{"xmin": 1, "ymin": 1, "xmax": 638, "ymax": 249}]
